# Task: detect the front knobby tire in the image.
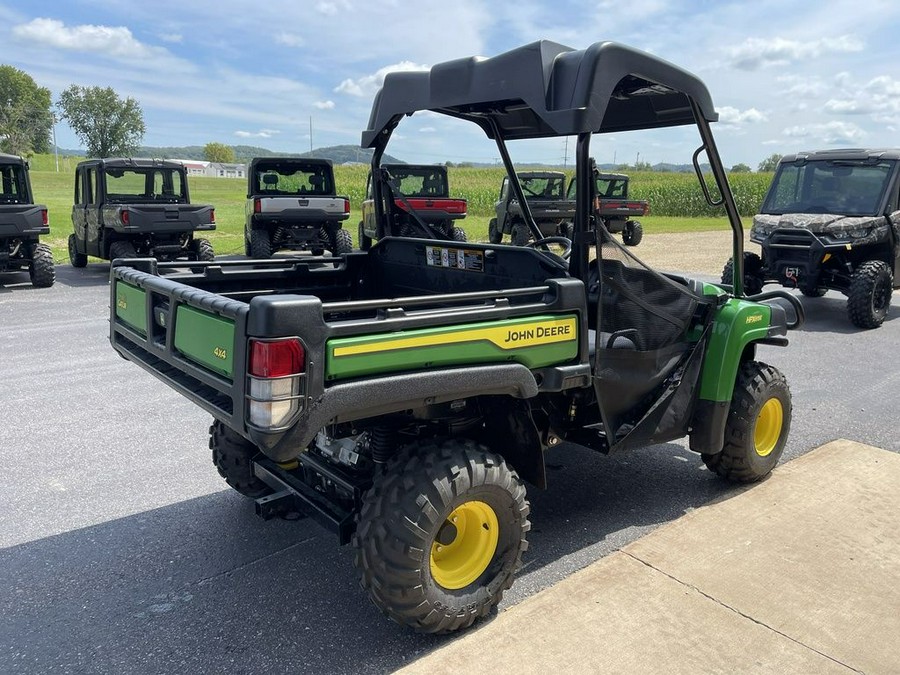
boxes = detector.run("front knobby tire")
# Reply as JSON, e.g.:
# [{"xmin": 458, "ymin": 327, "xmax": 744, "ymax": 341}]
[
  {"xmin": 358, "ymin": 222, "xmax": 372, "ymax": 251},
  {"xmin": 721, "ymin": 252, "xmax": 764, "ymax": 296},
  {"xmin": 209, "ymin": 420, "xmax": 272, "ymax": 498},
  {"xmin": 703, "ymin": 361, "xmax": 791, "ymax": 483},
  {"xmin": 847, "ymin": 260, "xmax": 892, "ymax": 329},
  {"xmin": 488, "ymin": 218, "xmax": 502, "ymax": 244},
  {"xmin": 68, "ymin": 234, "xmax": 88, "ymax": 268},
  {"xmin": 353, "ymin": 439, "xmax": 530, "ymax": 634},
  {"xmin": 29, "ymin": 242, "xmax": 55, "ymax": 288}
]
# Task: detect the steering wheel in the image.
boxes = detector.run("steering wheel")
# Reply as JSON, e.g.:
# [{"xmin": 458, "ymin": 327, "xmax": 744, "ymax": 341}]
[{"xmin": 526, "ymin": 236, "xmax": 572, "ymax": 260}]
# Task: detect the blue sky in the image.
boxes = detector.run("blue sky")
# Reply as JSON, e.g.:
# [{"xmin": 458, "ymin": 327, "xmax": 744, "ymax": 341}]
[{"xmin": 3, "ymin": 0, "xmax": 900, "ymax": 168}]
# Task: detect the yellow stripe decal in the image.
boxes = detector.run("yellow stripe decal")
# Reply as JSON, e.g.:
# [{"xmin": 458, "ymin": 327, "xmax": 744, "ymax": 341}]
[{"xmin": 332, "ymin": 317, "xmax": 578, "ymax": 358}]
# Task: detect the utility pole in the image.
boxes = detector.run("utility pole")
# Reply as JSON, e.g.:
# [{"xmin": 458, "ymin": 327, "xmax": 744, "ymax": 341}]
[
  {"xmin": 52, "ymin": 115, "xmax": 59, "ymax": 172},
  {"xmin": 309, "ymin": 116, "xmax": 313, "ymax": 153}
]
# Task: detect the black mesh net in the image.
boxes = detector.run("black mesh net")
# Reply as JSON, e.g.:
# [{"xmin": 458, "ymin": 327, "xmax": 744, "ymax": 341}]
[{"xmin": 593, "ymin": 229, "xmax": 702, "ymax": 351}]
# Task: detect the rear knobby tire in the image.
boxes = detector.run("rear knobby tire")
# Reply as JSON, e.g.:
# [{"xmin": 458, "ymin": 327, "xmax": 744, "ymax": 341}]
[
  {"xmin": 29, "ymin": 243, "xmax": 55, "ymax": 288},
  {"xmin": 622, "ymin": 220, "xmax": 643, "ymax": 246},
  {"xmin": 209, "ymin": 420, "xmax": 272, "ymax": 498},
  {"xmin": 488, "ymin": 217, "xmax": 502, "ymax": 244},
  {"xmin": 331, "ymin": 228, "xmax": 353, "ymax": 255},
  {"xmin": 68, "ymin": 234, "xmax": 88, "ymax": 268},
  {"xmin": 511, "ymin": 222, "xmax": 529, "ymax": 247},
  {"xmin": 353, "ymin": 438, "xmax": 530, "ymax": 634},
  {"xmin": 191, "ymin": 238, "xmax": 215, "ymax": 261},
  {"xmin": 721, "ymin": 252, "xmax": 764, "ymax": 296},
  {"xmin": 450, "ymin": 226, "xmax": 467, "ymax": 242},
  {"xmin": 250, "ymin": 229, "xmax": 273, "ymax": 258},
  {"xmin": 702, "ymin": 361, "xmax": 791, "ymax": 483},
  {"xmin": 108, "ymin": 240, "xmax": 137, "ymax": 261},
  {"xmin": 846, "ymin": 260, "xmax": 892, "ymax": 329}
]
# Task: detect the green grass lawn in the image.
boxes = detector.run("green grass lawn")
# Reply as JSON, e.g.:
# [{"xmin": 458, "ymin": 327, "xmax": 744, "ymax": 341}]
[{"xmin": 28, "ymin": 166, "xmax": 735, "ymax": 265}]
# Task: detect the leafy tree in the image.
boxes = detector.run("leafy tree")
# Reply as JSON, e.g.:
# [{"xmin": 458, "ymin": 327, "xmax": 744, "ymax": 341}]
[
  {"xmin": 0, "ymin": 65, "xmax": 53, "ymax": 155},
  {"xmin": 757, "ymin": 153, "xmax": 782, "ymax": 172},
  {"xmin": 730, "ymin": 163, "xmax": 752, "ymax": 173},
  {"xmin": 57, "ymin": 85, "xmax": 145, "ymax": 158},
  {"xmin": 203, "ymin": 141, "xmax": 236, "ymax": 163}
]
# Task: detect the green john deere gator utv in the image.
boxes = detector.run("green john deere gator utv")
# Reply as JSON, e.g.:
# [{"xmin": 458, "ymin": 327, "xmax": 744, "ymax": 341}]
[{"xmin": 108, "ymin": 39, "xmax": 804, "ymax": 634}]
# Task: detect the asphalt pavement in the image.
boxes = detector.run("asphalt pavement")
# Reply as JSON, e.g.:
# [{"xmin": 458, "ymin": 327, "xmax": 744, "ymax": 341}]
[{"xmin": 1, "ymin": 264, "xmax": 898, "ymax": 674}]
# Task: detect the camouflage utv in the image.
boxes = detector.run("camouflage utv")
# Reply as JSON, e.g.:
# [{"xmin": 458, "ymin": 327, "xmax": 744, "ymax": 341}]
[{"xmin": 724, "ymin": 149, "xmax": 900, "ymax": 328}]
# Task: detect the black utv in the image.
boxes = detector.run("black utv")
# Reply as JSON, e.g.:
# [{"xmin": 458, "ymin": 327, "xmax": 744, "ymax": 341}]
[
  {"xmin": 725, "ymin": 148, "xmax": 900, "ymax": 328},
  {"xmin": 69, "ymin": 158, "xmax": 216, "ymax": 265},
  {"xmin": 0, "ymin": 153, "xmax": 54, "ymax": 287}
]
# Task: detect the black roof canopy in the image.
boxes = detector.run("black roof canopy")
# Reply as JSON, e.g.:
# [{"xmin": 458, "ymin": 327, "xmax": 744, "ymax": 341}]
[{"xmin": 362, "ymin": 40, "xmax": 718, "ymax": 147}]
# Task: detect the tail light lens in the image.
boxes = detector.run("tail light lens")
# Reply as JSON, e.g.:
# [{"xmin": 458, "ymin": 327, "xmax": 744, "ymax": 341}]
[
  {"xmin": 210, "ymin": 208, "xmax": 216, "ymax": 224},
  {"xmin": 247, "ymin": 338, "xmax": 306, "ymax": 428},
  {"xmin": 342, "ymin": 198, "xmax": 350, "ymax": 215},
  {"xmin": 254, "ymin": 198, "xmax": 261, "ymax": 214},
  {"xmin": 41, "ymin": 209, "xmax": 48, "ymax": 226},
  {"xmin": 121, "ymin": 209, "xmax": 130, "ymax": 225}
]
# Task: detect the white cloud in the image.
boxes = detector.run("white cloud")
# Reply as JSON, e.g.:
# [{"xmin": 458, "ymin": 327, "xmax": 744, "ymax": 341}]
[
  {"xmin": 728, "ymin": 35, "xmax": 863, "ymax": 70},
  {"xmin": 419, "ymin": 127, "xmax": 436, "ymax": 133},
  {"xmin": 159, "ymin": 32, "xmax": 183, "ymax": 43},
  {"xmin": 316, "ymin": 1, "xmax": 351, "ymax": 15},
  {"xmin": 12, "ymin": 18, "xmax": 172, "ymax": 61},
  {"xmin": 235, "ymin": 129, "xmax": 280, "ymax": 138},
  {"xmin": 717, "ymin": 106, "xmax": 768, "ymax": 125},
  {"xmin": 824, "ymin": 99, "xmax": 871, "ymax": 114},
  {"xmin": 776, "ymin": 75, "xmax": 828, "ymax": 97},
  {"xmin": 335, "ymin": 60, "xmax": 430, "ymax": 98},
  {"xmin": 275, "ymin": 32, "xmax": 304, "ymax": 47},
  {"xmin": 782, "ymin": 121, "xmax": 866, "ymax": 144},
  {"xmin": 313, "ymin": 100, "xmax": 335, "ymax": 110}
]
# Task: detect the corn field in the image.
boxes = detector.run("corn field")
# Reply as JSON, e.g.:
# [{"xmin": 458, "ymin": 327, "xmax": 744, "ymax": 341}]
[{"xmin": 333, "ymin": 166, "xmax": 772, "ymax": 219}]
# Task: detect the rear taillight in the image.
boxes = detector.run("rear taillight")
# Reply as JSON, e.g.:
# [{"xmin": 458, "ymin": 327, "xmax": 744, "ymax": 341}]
[
  {"xmin": 254, "ymin": 198, "xmax": 261, "ymax": 214},
  {"xmin": 41, "ymin": 209, "xmax": 48, "ymax": 226},
  {"xmin": 643, "ymin": 203, "xmax": 650, "ymax": 216},
  {"xmin": 342, "ymin": 198, "xmax": 350, "ymax": 215},
  {"xmin": 247, "ymin": 338, "xmax": 306, "ymax": 429},
  {"xmin": 210, "ymin": 208, "xmax": 216, "ymax": 224},
  {"xmin": 121, "ymin": 209, "xmax": 130, "ymax": 225}
]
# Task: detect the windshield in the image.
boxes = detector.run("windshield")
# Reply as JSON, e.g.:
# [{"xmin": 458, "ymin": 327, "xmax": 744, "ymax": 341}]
[
  {"xmin": 385, "ymin": 167, "xmax": 447, "ymax": 197},
  {"xmin": 0, "ymin": 164, "xmax": 29, "ymax": 204},
  {"xmin": 105, "ymin": 168, "xmax": 186, "ymax": 203},
  {"xmin": 566, "ymin": 174, "xmax": 628, "ymax": 200},
  {"xmin": 254, "ymin": 162, "xmax": 333, "ymax": 195},
  {"xmin": 520, "ymin": 174, "xmax": 565, "ymax": 199},
  {"xmin": 761, "ymin": 160, "xmax": 895, "ymax": 216}
]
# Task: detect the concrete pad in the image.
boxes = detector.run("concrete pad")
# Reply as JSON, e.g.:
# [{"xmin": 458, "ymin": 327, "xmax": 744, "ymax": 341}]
[
  {"xmin": 398, "ymin": 552, "xmax": 848, "ymax": 674},
  {"xmin": 399, "ymin": 440, "xmax": 898, "ymax": 674},
  {"xmin": 627, "ymin": 439, "xmax": 900, "ymax": 674}
]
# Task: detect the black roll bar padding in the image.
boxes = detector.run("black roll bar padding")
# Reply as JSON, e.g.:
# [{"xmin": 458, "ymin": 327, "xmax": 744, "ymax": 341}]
[{"xmin": 744, "ymin": 289, "xmax": 806, "ymax": 330}]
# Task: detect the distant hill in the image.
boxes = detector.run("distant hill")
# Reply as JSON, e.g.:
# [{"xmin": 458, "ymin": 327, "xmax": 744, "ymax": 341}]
[
  {"xmin": 60, "ymin": 144, "xmax": 402, "ymax": 165},
  {"xmin": 56, "ymin": 145, "xmax": 706, "ymax": 172}
]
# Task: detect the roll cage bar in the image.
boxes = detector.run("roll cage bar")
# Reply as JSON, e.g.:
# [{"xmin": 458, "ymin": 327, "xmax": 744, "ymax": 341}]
[{"xmin": 361, "ymin": 39, "xmax": 748, "ymax": 294}]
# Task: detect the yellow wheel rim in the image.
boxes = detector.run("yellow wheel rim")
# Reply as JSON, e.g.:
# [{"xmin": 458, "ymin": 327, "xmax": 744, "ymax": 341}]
[
  {"xmin": 430, "ymin": 500, "xmax": 499, "ymax": 590},
  {"xmin": 754, "ymin": 398, "xmax": 783, "ymax": 457}
]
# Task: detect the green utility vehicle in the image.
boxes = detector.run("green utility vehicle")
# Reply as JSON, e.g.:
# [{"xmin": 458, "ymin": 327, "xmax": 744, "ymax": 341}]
[
  {"xmin": 108, "ymin": 40, "xmax": 803, "ymax": 634},
  {"xmin": 0, "ymin": 153, "xmax": 55, "ymax": 287}
]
